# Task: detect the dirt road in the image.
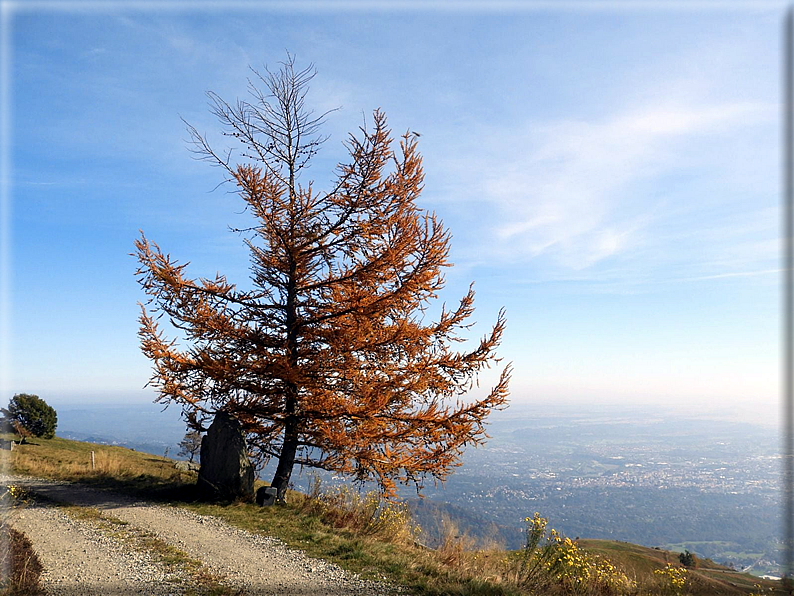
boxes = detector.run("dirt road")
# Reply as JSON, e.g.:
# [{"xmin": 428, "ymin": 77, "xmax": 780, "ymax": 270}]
[{"xmin": 3, "ymin": 475, "xmax": 394, "ymax": 596}]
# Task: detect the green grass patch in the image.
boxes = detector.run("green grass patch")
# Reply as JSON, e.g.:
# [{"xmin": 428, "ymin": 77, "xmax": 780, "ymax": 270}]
[{"xmin": 720, "ymin": 551, "xmax": 765, "ymax": 560}]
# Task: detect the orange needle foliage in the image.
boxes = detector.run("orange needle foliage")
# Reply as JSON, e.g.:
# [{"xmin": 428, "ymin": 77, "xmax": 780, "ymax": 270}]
[{"xmin": 135, "ymin": 56, "xmax": 511, "ymax": 500}]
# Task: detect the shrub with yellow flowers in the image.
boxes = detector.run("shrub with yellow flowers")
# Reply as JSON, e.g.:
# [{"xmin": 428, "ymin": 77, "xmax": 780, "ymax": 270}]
[
  {"xmin": 749, "ymin": 582, "xmax": 776, "ymax": 596},
  {"xmin": 0, "ymin": 484, "xmax": 27, "ymax": 509},
  {"xmin": 510, "ymin": 512, "xmax": 553, "ymax": 588},
  {"xmin": 510, "ymin": 512, "xmax": 635, "ymax": 596},
  {"xmin": 0, "ymin": 484, "xmax": 28, "ymax": 527},
  {"xmin": 1, "ymin": 485, "xmax": 23, "ymax": 502},
  {"xmin": 653, "ymin": 563, "xmax": 688, "ymax": 595}
]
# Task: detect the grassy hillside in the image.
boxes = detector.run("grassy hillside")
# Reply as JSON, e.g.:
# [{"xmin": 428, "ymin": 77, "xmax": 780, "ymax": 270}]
[
  {"xmin": 2, "ymin": 435, "xmax": 786, "ymax": 596},
  {"xmin": 578, "ymin": 541, "xmax": 779, "ymax": 595},
  {"xmin": 4, "ymin": 434, "xmax": 195, "ymax": 497}
]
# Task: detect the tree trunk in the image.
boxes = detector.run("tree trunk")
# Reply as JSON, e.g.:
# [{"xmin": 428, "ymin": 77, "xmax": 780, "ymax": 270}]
[
  {"xmin": 274, "ymin": 244, "xmax": 300, "ymax": 504},
  {"xmin": 270, "ymin": 418, "xmax": 299, "ymax": 502}
]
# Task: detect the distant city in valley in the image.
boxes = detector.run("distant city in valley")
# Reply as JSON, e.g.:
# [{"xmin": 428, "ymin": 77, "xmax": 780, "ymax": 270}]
[
  {"xmin": 411, "ymin": 405, "xmax": 781, "ymax": 578},
  {"xmin": 52, "ymin": 400, "xmax": 782, "ymax": 577}
]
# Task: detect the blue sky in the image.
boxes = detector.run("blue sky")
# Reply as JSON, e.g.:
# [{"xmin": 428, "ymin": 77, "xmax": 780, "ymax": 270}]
[{"xmin": 1, "ymin": 2, "xmax": 784, "ymax": 425}]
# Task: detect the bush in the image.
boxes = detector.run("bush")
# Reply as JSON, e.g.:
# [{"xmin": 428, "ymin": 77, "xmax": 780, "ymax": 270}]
[
  {"xmin": 678, "ymin": 549, "xmax": 699, "ymax": 568},
  {"xmin": 508, "ymin": 513, "xmax": 635, "ymax": 595},
  {"xmin": 3, "ymin": 394, "xmax": 57, "ymax": 439},
  {"xmin": 296, "ymin": 476, "xmax": 418, "ymax": 544}
]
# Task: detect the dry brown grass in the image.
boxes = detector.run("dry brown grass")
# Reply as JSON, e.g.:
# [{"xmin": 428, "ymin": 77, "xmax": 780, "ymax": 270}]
[
  {"xmin": 292, "ymin": 477, "xmax": 419, "ymax": 544},
  {"xmin": 0, "ymin": 522, "xmax": 44, "ymax": 596}
]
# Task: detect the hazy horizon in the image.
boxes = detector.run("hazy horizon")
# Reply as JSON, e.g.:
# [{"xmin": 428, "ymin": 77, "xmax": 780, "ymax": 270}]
[{"xmin": 47, "ymin": 396, "xmax": 783, "ymax": 441}]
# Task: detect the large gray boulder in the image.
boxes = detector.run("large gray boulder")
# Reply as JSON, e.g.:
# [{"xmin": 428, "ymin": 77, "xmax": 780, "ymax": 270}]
[{"xmin": 197, "ymin": 411, "xmax": 254, "ymax": 501}]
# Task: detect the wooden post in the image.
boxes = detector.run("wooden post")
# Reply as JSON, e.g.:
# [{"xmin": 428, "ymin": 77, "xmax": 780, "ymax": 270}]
[{"xmin": 90, "ymin": 451, "xmax": 95, "ymax": 470}]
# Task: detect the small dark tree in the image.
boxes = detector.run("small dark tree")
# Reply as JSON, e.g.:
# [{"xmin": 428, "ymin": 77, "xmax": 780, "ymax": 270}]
[
  {"xmin": 178, "ymin": 430, "xmax": 203, "ymax": 463},
  {"xmin": 3, "ymin": 394, "xmax": 57, "ymax": 439},
  {"xmin": 679, "ymin": 550, "xmax": 699, "ymax": 568}
]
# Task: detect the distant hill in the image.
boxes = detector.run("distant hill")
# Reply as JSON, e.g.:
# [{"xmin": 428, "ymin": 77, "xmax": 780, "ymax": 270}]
[
  {"xmin": 57, "ymin": 430, "xmax": 176, "ymax": 460},
  {"xmin": 55, "ymin": 402, "xmax": 187, "ymax": 458}
]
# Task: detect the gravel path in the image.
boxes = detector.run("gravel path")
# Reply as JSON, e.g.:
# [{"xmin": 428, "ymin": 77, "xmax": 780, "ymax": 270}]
[
  {"xmin": 3, "ymin": 475, "xmax": 395, "ymax": 596},
  {"xmin": 10, "ymin": 499, "xmax": 186, "ymax": 595}
]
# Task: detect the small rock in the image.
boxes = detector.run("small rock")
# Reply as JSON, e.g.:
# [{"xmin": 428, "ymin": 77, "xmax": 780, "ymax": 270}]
[
  {"xmin": 174, "ymin": 460, "xmax": 200, "ymax": 472},
  {"xmin": 256, "ymin": 486, "xmax": 278, "ymax": 507}
]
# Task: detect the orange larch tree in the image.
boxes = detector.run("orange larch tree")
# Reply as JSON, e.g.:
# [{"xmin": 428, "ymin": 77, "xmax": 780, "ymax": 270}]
[{"xmin": 135, "ymin": 56, "xmax": 511, "ymax": 501}]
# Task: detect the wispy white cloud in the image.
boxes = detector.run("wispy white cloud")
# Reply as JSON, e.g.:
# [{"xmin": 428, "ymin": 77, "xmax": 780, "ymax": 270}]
[
  {"xmin": 674, "ymin": 268, "xmax": 781, "ymax": 282},
  {"xmin": 432, "ymin": 92, "xmax": 775, "ymax": 280},
  {"xmin": 82, "ymin": 47, "xmax": 106, "ymax": 59}
]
